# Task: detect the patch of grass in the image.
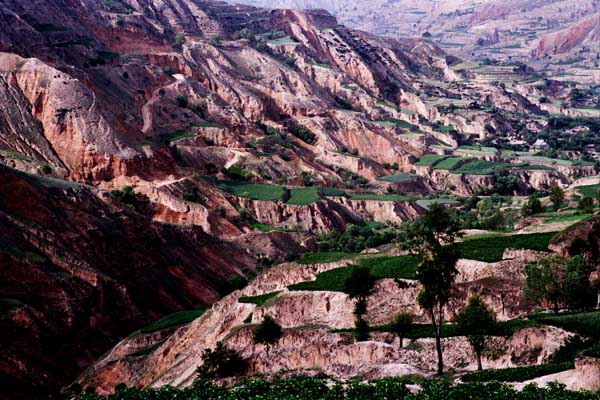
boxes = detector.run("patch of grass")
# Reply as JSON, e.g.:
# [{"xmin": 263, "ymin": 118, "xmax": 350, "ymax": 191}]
[
  {"xmin": 286, "ymin": 187, "xmax": 320, "ymax": 205},
  {"xmin": 577, "ymin": 184, "xmax": 600, "ymax": 198},
  {"xmin": 533, "ymin": 311, "xmax": 600, "ymax": 338},
  {"xmin": 127, "ymin": 341, "xmax": 165, "ymax": 357},
  {"xmin": 238, "ymin": 292, "xmax": 280, "ymax": 307},
  {"xmin": 252, "ymin": 223, "xmax": 288, "ymax": 232},
  {"xmin": 296, "ymin": 252, "xmax": 355, "ymax": 265},
  {"xmin": 320, "ymin": 188, "xmax": 348, "ymax": 197},
  {"xmin": 433, "ymin": 157, "xmax": 469, "ymax": 171},
  {"xmin": 458, "ymin": 232, "xmax": 555, "ymax": 262},
  {"xmin": 452, "ymin": 160, "xmax": 514, "ymax": 175},
  {"xmin": 461, "ymin": 362, "xmax": 574, "ymax": 383},
  {"xmin": 349, "ymin": 194, "xmax": 413, "ymax": 201},
  {"xmin": 191, "ymin": 121, "xmax": 221, "ymax": 128},
  {"xmin": 376, "ymin": 173, "xmax": 414, "ymax": 183},
  {"xmin": 217, "ymin": 181, "xmax": 285, "ymax": 201},
  {"xmin": 159, "ymin": 130, "xmax": 196, "ymax": 143},
  {"xmin": 543, "ymin": 214, "xmax": 591, "ymax": 224},
  {"xmin": 376, "ymin": 118, "xmax": 416, "ymax": 130},
  {"xmin": 415, "ymin": 154, "xmax": 447, "ymax": 167},
  {"xmin": 139, "ymin": 309, "xmax": 205, "ymax": 334},
  {"xmin": 290, "ymin": 255, "xmax": 418, "ymax": 291}
]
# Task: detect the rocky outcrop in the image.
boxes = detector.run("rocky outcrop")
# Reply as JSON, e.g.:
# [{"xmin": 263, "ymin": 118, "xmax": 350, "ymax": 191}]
[
  {"xmin": 533, "ymin": 12, "xmax": 600, "ymax": 57},
  {"xmin": 0, "ymin": 164, "xmax": 257, "ymax": 399}
]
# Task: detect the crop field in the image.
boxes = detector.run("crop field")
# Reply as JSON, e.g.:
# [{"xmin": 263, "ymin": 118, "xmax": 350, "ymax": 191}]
[
  {"xmin": 217, "ymin": 181, "xmax": 285, "ymax": 201},
  {"xmin": 458, "ymin": 232, "xmax": 555, "ymax": 262},
  {"xmin": 296, "ymin": 252, "xmax": 355, "ymax": 265},
  {"xmin": 414, "ymin": 154, "xmax": 447, "ymax": 167},
  {"xmin": 432, "ymin": 157, "xmax": 469, "ymax": 170},
  {"xmin": 534, "ymin": 311, "xmax": 600, "ymax": 338},
  {"xmin": 349, "ymin": 194, "xmax": 413, "ymax": 201},
  {"xmin": 287, "ymin": 187, "xmax": 320, "ymax": 205},
  {"xmin": 462, "ymin": 363, "xmax": 574, "ymax": 383},
  {"xmin": 138, "ymin": 309, "xmax": 205, "ymax": 334},
  {"xmin": 289, "ymin": 255, "xmax": 419, "ymax": 291},
  {"xmin": 451, "ymin": 160, "xmax": 513, "ymax": 175},
  {"xmin": 456, "ymin": 145, "xmax": 498, "ymax": 155},
  {"xmin": 376, "ymin": 173, "xmax": 414, "ymax": 183},
  {"xmin": 578, "ymin": 183, "xmax": 600, "ymax": 198},
  {"xmin": 238, "ymin": 291, "xmax": 280, "ymax": 306},
  {"xmin": 158, "ymin": 130, "xmax": 196, "ymax": 143},
  {"xmin": 416, "ymin": 199, "xmax": 461, "ymax": 209},
  {"xmin": 543, "ymin": 214, "xmax": 591, "ymax": 224}
]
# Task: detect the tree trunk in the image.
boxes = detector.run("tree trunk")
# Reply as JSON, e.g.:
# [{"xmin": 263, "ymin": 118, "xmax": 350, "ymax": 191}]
[
  {"xmin": 432, "ymin": 304, "xmax": 444, "ymax": 375},
  {"xmin": 597, "ymin": 290, "xmax": 600, "ymax": 309},
  {"xmin": 399, "ymin": 335, "xmax": 404, "ymax": 349},
  {"xmin": 476, "ymin": 350, "xmax": 482, "ymax": 371}
]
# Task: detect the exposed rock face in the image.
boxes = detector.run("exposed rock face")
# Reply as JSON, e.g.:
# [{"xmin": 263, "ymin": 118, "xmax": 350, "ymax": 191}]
[
  {"xmin": 574, "ymin": 357, "xmax": 600, "ymax": 390},
  {"xmin": 533, "ymin": 12, "xmax": 600, "ymax": 57},
  {"xmin": 0, "ymin": 164, "xmax": 257, "ymax": 399},
  {"xmin": 80, "ymin": 247, "xmax": 566, "ymax": 394}
]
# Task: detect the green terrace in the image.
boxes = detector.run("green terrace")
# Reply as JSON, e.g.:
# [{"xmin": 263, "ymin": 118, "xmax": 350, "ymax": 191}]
[
  {"xmin": 376, "ymin": 173, "xmax": 415, "ymax": 183},
  {"xmin": 414, "ymin": 154, "xmax": 447, "ymax": 167},
  {"xmin": 578, "ymin": 183, "xmax": 600, "ymax": 198},
  {"xmin": 286, "ymin": 232, "xmax": 555, "ymax": 292},
  {"xmin": 455, "ymin": 145, "xmax": 499, "ymax": 156},
  {"xmin": 217, "ymin": 182, "xmax": 422, "ymax": 205},
  {"xmin": 375, "ymin": 118, "xmax": 416, "ymax": 130}
]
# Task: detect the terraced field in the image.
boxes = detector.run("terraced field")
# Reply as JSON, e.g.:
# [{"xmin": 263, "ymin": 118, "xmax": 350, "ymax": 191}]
[
  {"xmin": 432, "ymin": 156, "xmax": 470, "ymax": 170},
  {"xmin": 414, "ymin": 154, "xmax": 447, "ymax": 167},
  {"xmin": 451, "ymin": 160, "xmax": 514, "ymax": 175}
]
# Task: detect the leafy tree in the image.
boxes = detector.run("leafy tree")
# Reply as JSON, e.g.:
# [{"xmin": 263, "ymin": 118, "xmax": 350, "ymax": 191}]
[
  {"xmin": 522, "ymin": 195, "xmax": 543, "ymax": 216},
  {"xmin": 253, "ymin": 315, "xmax": 282, "ymax": 352},
  {"xmin": 402, "ymin": 204, "xmax": 462, "ymax": 374},
  {"xmin": 391, "ymin": 312, "xmax": 414, "ymax": 348},
  {"xmin": 344, "ymin": 266, "xmax": 376, "ymax": 341},
  {"xmin": 524, "ymin": 256, "xmax": 595, "ymax": 313},
  {"xmin": 578, "ymin": 196, "xmax": 594, "ymax": 214},
  {"xmin": 197, "ymin": 342, "xmax": 248, "ymax": 379},
  {"xmin": 455, "ymin": 296, "xmax": 497, "ymax": 371},
  {"xmin": 175, "ymin": 33, "xmax": 186, "ymax": 47},
  {"xmin": 549, "ymin": 186, "xmax": 565, "ymax": 211}
]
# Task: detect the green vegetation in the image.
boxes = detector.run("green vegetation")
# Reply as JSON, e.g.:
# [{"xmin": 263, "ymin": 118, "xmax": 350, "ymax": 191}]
[
  {"xmin": 376, "ymin": 173, "xmax": 414, "ymax": 183},
  {"xmin": 376, "ymin": 118, "xmax": 416, "ymax": 130},
  {"xmin": 462, "ymin": 363, "xmax": 574, "ymax": 383},
  {"xmin": 455, "ymin": 296, "xmax": 497, "ymax": 370},
  {"xmin": 416, "ymin": 199, "xmax": 461, "ymax": 209},
  {"xmin": 139, "ymin": 309, "xmax": 205, "ymax": 334},
  {"xmin": 253, "ymin": 315, "xmax": 282, "ymax": 347},
  {"xmin": 218, "ymin": 181, "xmax": 285, "ymax": 201},
  {"xmin": 452, "ymin": 160, "xmax": 513, "ymax": 175},
  {"xmin": 127, "ymin": 341, "xmax": 165, "ymax": 357},
  {"xmin": 76, "ymin": 377, "xmax": 600, "ymax": 399},
  {"xmin": 349, "ymin": 193, "xmax": 412, "ymax": 201},
  {"xmin": 578, "ymin": 184, "xmax": 600, "ymax": 198},
  {"xmin": 287, "ymin": 187, "xmax": 320, "ymax": 205},
  {"xmin": 433, "ymin": 157, "xmax": 469, "ymax": 170},
  {"xmin": 191, "ymin": 121, "xmax": 221, "ymax": 128},
  {"xmin": 458, "ymin": 232, "xmax": 555, "ymax": 262},
  {"xmin": 414, "ymin": 154, "xmax": 447, "ymax": 167},
  {"xmin": 159, "ymin": 131, "xmax": 196, "ymax": 144},
  {"xmin": 316, "ymin": 224, "xmax": 404, "ymax": 253},
  {"xmin": 296, "ymin": 252, "xmax": 355, "ymax": 265},
  {"xmin": 544, "ymin": 214, "xmax": 592, "ymax": 224},
  {"xmin": 533, "ymin": 311, "xmax": 600, "ymax": 338},
  {"xmin": 289, "ymin": 255, "xmax": 418, "ymax": 292},
  {"xmin": 238, "ymin": 292, "xmax": 280, "ymax": 307}
]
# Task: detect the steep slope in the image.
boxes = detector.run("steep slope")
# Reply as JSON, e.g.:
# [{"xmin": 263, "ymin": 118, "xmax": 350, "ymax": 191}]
[
  {"xmin": 533, "ymin": 12, "xmax": 600, "ymax": 57},
  {"xmin": 0, "ymin": 164, "xmax": 262, "ymax": 399}
]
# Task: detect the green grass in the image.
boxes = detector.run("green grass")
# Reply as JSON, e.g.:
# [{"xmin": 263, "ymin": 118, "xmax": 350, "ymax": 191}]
[
  {"xmin": 139, "ymin": 309, "xmax": 205, "ymax": 334},
  {"xmin": 533, "ymin": 311, "xmax": 600, "ymax": 338},
  {"xmin": 452, "ymin": 160, "xmax": 513, "ymax": 175},
  {"xmin": 416, "ymin": 199, "xmax": 461, "ymax": 209},
  {"xmin": 320, "ymin": 188, "xmax": 348, "ymax": 197},
  {"xmin": 287, "ymin": 187, "xmax": 321, "ymax": 205},
  {"xmin": 349, "ymin": 194, "xmax": 413, "ymax": 201},
  {"xmin": 462, "ymin": 362, "xmax": 574, "ymax": 383},
  {"xmin": 159, "ymin": 130, "xmax": 196, "ymax": 143},
  {"xmin": 217, "ymin": 181, "xmax": 285, "ymax": 201},
  {"xmin": 127, "ymin": 341, "xmax": 165, "ymax": 357},
  {"xmin": 458, "ymin": 232, "xmax": 555, "ymax": 262},
  {"xmin": 376, "ymin": 118, "xmax": 416, "ymax": 130},
  {"xmin": 517, "ymin": 164, "xmax": 555, "ymax": 171},
  {"xmin": 433, "ymin": 157, "xmax": 469, "ymax": 171},
  {"xmin": 415, "ymin": 154, "xmax": 447, "ymax": 167},
  {"xmin": 296, "ymin": 252, "xmax": 356, "ymax": 265},
  {"xmin": 376, "ymin": 173, "xmax": 414, "ymax": 183},
  {"xmin": 577, "ymin": 183, "xmax": 600, "ymax": 198},
  {"xmin": 289, "ymin": 255, "xmax": 418, "ymax": 292},
  {"xmin": 238, "ymin": 291, "xmax": 280, "ymax": 307},
  {"xmin": 252, "ymin": 223, "xmax": 288, "ymax": 232},
  {"xmin": 457, "ymin": 145, "xmax": 498, "ymax": 155},
  {"xmin": 543, "ymin": 214, "xmax": 591, "ymax": 224}
]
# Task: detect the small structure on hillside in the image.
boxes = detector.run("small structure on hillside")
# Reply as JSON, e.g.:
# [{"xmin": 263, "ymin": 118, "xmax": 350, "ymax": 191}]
[{"xmin": 533, "ymin": 139, "xmax": 550, "ymax": 151}]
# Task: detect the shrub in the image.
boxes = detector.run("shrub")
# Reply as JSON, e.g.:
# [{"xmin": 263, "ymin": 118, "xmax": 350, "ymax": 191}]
[
  {"xmin": 252, "ymin": 315, "xmax": 282, "ymax": 349},
  {"xmin": 288, "ymin": 123, "xmax": 317, "ymax": 144},
  {"xmin": 197, "ymin": 342, "xmax": 248, "ymax": 379}
]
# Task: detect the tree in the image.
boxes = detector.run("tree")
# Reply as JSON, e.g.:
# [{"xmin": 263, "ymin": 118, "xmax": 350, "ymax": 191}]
[
  {"xmin": 344, "ymin": 266, "xmax": 376, "ymax": 341},
  {"xmin": 578, "ymin": 196, "xmax": 594, "ymax": 214},
  {"xmin": 175, "ymin": 33, "xmax": 186, "ymax": 47},
  {"xmin": 524, "ymin": 255, "xmax": 595, "ymax": 313},
  {"xmin": 252, "ymin": 315, "xmax": 282, "ymax": 352},
  {"xmin": 522, "ymin": 195, "xmax": 543, "ymax": 216},
  {"xmin": 197, "ymin": 342, "xmax": 248, "ymax": 379},
  {"xmin": 549, "ymin": 186, "xmax": 565, "ymax": 211},
  {"xmin": 392, "ymin": 312, "xmax": 414, "ymax": 348},
  {"xmin": 402, "ymin": 204, "xmax": 462, "ymax": 375},
  {"xmin": 455, "ymin": 296, "xmax": 497, "ymax": 371}
]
